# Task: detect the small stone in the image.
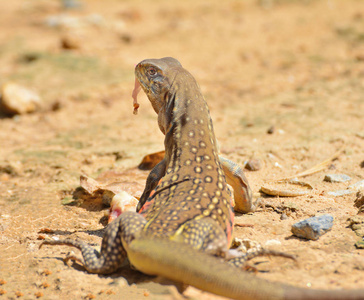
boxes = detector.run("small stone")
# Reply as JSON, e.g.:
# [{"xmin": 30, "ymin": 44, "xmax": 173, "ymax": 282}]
[
  {"xmin": 85, "ymin": 14, "xmax": 105, "ymax": 26},
  {"xmin": 60, "ymin": 35, "xmax": 81, "ymax": 50},
  {"xmin": 355, "ymin": 240, "xmax": 364, "ymax": 249},
  {"xmin": 0, "ymin": 161, "xmax": 22, "ymax": 176},
  {"xmin": 61, "ymin": 0, "xmax": 83, "ymax": 9},
  {"xmin": 61, "ymin": 197, "xmax": 75, "ymax": 205},
  {"xmin": 349, "ymin": 180, "xmax": 364, "ymax": 191},
  {"xmin": 291, "ymin": 214, "xmax": 333, "ymax": 240},
  {"xmin": 324, "ymin": 174, "xmax": 352, "ymax": 183},
  {"xmin": 102, "ymin": 190, "xmax": 116, "ymax": 206},
  {"xmin": 328, "ymin": 164, "xmax": 336, "ymax": 170},
  {"xmin": 354, "ymin": 190, "xmax": 364, "ymax": 209},
  {"xmin": 280, "ymin": 213, "xmax": 288, "ymax": 220},
  {"xmin": 245, "ymin": 159, "xmax": 261, "ymax": 171},
  {"xmin": 267, "ymin": 125, "xmax": 275, "ymax": 134},
  {"xmin": 274, "ymin": 162, "xmax": 283, "ymax": 169},
  {"xmin": 360, "ymin": 160, "xmax": 364, "ymax": 168},
  {"xmin": 45, "ymin": 15, "xmax": 80, "ymax": 28},
  {"xmin": 327, "ymin": 189, "xmax": 354, "ymax": 197},
  {"xmin": 110, "ymin": 278, "xmax": 127, "ymax": 288},
  {"xmin": 264, "ymin": 239, "xmax": 282, "ymax": 248},
  {"xmin": 15, "ymin": 291, "xmax": 24, "ymax": 297},
  {"xmin": 119, "ymin": 33, "xmax": 133, "ymax": 44},
  {"xmin": 348, "ymin": 215, "xmax": 364, "ymax": 237},
  {"xmin": 19, "ymin": 52, "xmax": 41, "ymax": 64},
  {"xmin": 282, "ymin": 202, "xmax": 299, "ymax": 212},
  {"xmin": 0, "ymin": 83, "xmax": 42, "ymax": 115}
]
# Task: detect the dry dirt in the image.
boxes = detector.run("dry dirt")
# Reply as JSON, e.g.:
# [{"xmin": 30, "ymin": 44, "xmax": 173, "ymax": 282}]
[{"xmin": 1, "ymin": 0, "xmax": 364, "ymax": 299}]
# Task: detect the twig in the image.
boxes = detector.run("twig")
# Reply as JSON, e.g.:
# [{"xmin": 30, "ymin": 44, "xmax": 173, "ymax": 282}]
[{"xmin": 235, "ymin": 223, "xmax": 254, "ymax": 228}]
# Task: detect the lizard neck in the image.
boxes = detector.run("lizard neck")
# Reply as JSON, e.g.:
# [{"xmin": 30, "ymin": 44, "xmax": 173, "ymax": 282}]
[{"xmin": 163, "ymin": 72, "xmax": 220, "ymax": 178}]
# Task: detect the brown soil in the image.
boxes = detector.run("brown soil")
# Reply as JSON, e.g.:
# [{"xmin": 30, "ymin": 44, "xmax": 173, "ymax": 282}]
[{"xmin": 1, "ymin": 0, "xmax": 364, "ymax": 299}]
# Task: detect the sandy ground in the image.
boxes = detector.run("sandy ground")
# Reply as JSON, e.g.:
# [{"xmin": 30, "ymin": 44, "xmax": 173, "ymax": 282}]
[{"xmin": 0, "ymin": 0, "xmax": 364, "ymax": 299}]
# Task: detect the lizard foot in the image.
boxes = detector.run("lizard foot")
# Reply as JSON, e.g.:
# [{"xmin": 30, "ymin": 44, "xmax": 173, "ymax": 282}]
[{"xmin": 40, "ymin": 237, "xmax": 125, "ymax": 274}]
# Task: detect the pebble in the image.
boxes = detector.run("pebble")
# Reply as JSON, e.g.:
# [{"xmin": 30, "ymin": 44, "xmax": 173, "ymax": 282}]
[
  {"xmin": 245, "ymin": 159, "xmax": 261, "ymax": 171},
  {"xmin": 354, "ymin": 190, "xmax": 364, "ymax": 209},
  {"xmin": 267, "ymin": 125, "xmax": 275, "ymax": 134},
  {"xmin": 349, "ymin": 180, "xmax": 364, "ymax": 191},
  {"xmin": 61, "ymin": 0, "xmax": 83, "ymax": 9},
  {"xmin": 264, "ymin": 239, "xmax": 282, "ymax": 248},
  {"xmin": 60, "ymin": 34, "xmax": 81, "ymax": 50},
  {"xmin": 0, "ymin": 83, "xmax": 42, "ymax": 115},
  {"xmin": 355, "ymin": 240, "xmax": 364, "ymax": 249},
  {"xmin": 327, "ymin": 189, "xmax": 354, "ymax": 197},
  {"xmin": 327, "ymin": 180, "xmax": 364, "ymax": 197},
  {"xmin": 45, "ymin": 15, "xmax": 80, "ymax": 28},
  {"xmin": 45, "ymin": 14, "xmax": 104, "ymax": 29},
  {"xmin": 110, "ymin": 278, "xmax": 127, "ymax": 288},
  {"xmin": 274, "ymin": 162, "xmax": 283, "ymax": 168},
  {"xmin": 324, "ymin": 173, "xmax": 351, "ymax": 183},
  {"xmin": 348, "ymin": 215, "xmax": 364, "ymax": 237},
  {"xmin": 0, "ymin": 161, "xmax": 22, "ymax": 175},
  {"xmin": 280, "ymin": 213, "xmax": 288, "ymax": 220},
  {"xmin": 291, "ymin": 214, "xmax": 333, "ymax": 240},
  {"xmin": 328, "ymin": 164, "xmax": 336, "ymax": 170},
  {"xmin": 360, "ymin": 160, "xmax": 364, "ymax": 168}
]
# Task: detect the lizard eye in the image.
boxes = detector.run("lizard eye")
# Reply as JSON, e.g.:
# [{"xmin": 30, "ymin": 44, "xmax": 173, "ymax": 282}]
[{"xmin": 147, "ymin": 67, "xmax": 157, "ymax": 76}]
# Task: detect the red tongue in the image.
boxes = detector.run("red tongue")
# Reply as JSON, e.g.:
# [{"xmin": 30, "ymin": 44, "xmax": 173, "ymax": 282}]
[{"xmin": 132, "ymin": 77, "xmax": 141, "ymax": 115}]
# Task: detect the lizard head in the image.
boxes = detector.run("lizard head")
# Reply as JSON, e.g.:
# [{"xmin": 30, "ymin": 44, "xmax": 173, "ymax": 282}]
[{"xmin": 133, "ymin": 57, "xmax": 182, "ymax": 117}]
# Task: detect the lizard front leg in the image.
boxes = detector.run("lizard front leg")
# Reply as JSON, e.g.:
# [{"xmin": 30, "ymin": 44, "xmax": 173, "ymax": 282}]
[
  {"xmin": 137, "ymin": 158, "xmax": 167, "ymax": 212},
  {"xmin": 40, "ymin": 212, "xmax": 147, "ymax": 274},
  {"xmin": 219, "ymin": 156, "xmax": 256, "ymax": 213}
]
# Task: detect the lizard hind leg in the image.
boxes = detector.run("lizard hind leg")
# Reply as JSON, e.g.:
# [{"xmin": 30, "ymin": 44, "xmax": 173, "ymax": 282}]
[
  {"xmin": 174, "ymin": 218, "xmax": 229, "ymax": 257},
  {"xmin": 40, "ymin": 211, "xmax": 147, "ymax": 274},
  {"xmin": 40, "ymin": 237, "xmax": 120, "ymax": 274}
]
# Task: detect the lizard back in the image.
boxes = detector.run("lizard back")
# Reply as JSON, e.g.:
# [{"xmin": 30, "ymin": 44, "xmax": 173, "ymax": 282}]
[{"xmin": 137, "ymin": 65, "xmax": 234, "ymax": 242}]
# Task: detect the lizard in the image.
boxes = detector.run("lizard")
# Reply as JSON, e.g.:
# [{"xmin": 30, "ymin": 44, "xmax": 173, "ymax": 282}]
[{"xmin": 40, "ymin": 57, "xmax": 364, "ymax": 300}]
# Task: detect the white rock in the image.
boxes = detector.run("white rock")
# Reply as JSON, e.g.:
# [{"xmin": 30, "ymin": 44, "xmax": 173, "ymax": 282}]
[
  {"xmin": 0, "ymin": 83, "xmax": 42, "ymax": 115},
  {"xmin": 265, "ymin": 239, "xmax": 282, "ymax": 247},
  {"xmin": 349, "ymin": 180, "xmax": 364, "ymax": 191},
  {"xmin": 274, "ymin": 162, "xmax": 283, "ymax": 168}
]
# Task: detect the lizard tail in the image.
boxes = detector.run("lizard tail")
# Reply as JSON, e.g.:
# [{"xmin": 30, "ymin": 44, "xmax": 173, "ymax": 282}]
[{"xmin": 127, "ymin": 238, "xmax": 364, "ymax": 300}]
